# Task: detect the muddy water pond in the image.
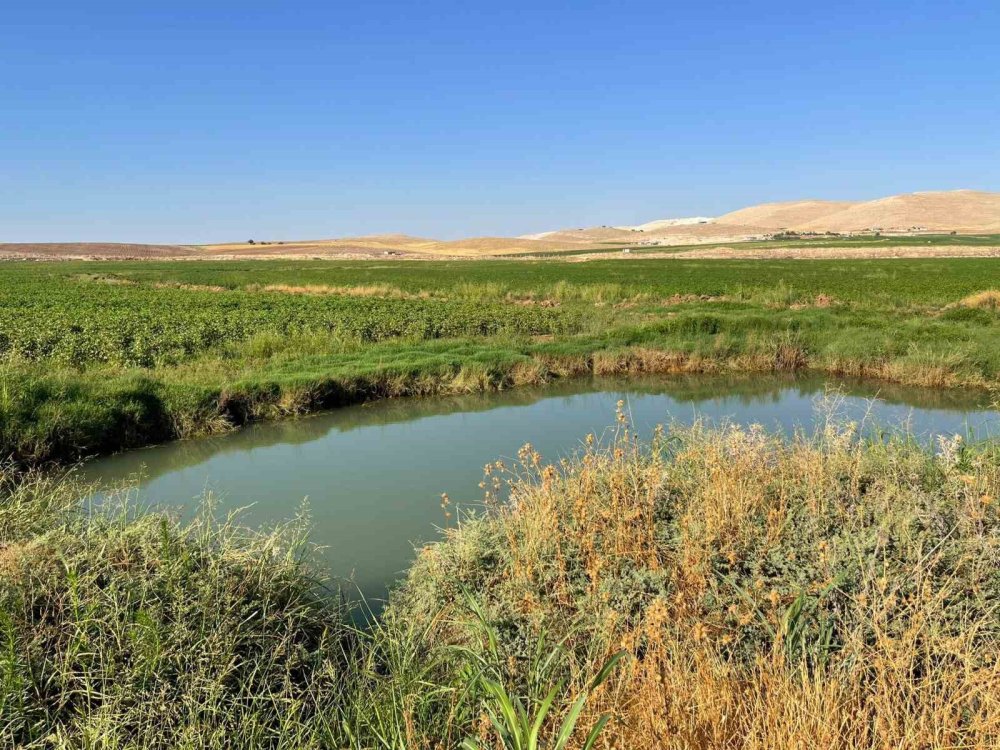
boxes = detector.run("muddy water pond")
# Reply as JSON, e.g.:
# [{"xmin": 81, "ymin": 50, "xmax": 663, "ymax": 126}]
[{"xmin": 81, "ymin": 374, "xmax": 998, "ymax": 604}]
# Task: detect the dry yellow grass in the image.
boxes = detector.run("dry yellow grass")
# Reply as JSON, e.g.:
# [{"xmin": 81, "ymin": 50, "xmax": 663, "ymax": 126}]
[
  {"xmin": 397, "ymin": 419, "xmax": 1000, "ymax": 749},
  {"xmin": 249, "ymin": 283, "xmax": 436, "ymax": 299},
  {"xmin": 151, "ymin": 281, "xmax": 227, "ymax": 292},
  {"xmin": 960, "ymin": 289, "xmax": 1000, "ymax": 309}
]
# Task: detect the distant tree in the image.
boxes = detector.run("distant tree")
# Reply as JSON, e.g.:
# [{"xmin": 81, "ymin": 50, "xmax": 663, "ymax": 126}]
[{"xmin": 247, "ymin": 239, "xmax": 255, "ymax": 244}]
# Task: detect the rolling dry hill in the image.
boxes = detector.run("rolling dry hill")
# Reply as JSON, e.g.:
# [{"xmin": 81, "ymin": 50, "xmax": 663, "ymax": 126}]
[
  {"xmin": 715, "ymin": 199, "xmax": 858, "ymax": 229},
  {"xmin": 797, "ymin": 190, "xmax": 1000, "ymax": 233},
  {"xmin": 526, "ymin": 190, "xmax": 1000, "ymax": 250},
  {"xmin": 4, "ymin": 190, "xmax": 996, "ymax": 262},
  {"xmin": 714, "ymin": 190, "xmax": 1000, "ymax": 233}
]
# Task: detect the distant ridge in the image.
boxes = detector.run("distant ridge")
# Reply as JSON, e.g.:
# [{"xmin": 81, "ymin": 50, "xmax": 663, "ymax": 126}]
[
  {"xmin": 522, "ymin": 190, "xmax": 1000, "ymax": 247},
  {"xmin": 715, "ymin": 200, "xmax": 858, "ymax": 229},
  {"xmin": 5, "ymin": 190, "xmax": 996, "ymax": 261},
  {"xmin": 618, "ymin": 217, "xmax": 715, "ymax": 232},
  {"xmin": 714, "ymin": 190, "xmax": 1000, "ymax": 233},
  {"xmin": 796, "ymin": 190, "xmax": 1000, "ymax": 232}
]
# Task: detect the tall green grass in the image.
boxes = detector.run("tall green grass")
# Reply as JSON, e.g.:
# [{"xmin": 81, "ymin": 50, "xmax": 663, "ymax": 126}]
[{"xmin": 0, "ymin": 482, "xmax": 354, "ymax": 748}]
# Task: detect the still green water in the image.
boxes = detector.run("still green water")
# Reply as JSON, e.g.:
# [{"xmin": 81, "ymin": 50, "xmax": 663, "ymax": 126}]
[{"xmin": 81, "ymin": 374, "xmax": 998, "ymax": 603}]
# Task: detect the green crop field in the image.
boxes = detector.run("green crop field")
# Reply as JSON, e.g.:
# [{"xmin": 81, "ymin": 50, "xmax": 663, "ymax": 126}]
[
  {"xmin": 29, "ymin": 255, "xmax": 995, "ymax": 303},
  {"xmin": 0, "ymin": 270, "xmax": 580, "ymax": 368},
  {"xmin": 520, "ymin": 232, "xmax": 1000, "ymax": 257},
  {"xmin": 1, "ymin": 258, "xmax": 998, "ymax": 464}
]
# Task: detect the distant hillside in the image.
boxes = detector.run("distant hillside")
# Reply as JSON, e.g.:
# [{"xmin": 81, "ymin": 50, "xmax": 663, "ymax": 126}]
[
  {"xmin": 716, "ymin": 190, "xmax": 1000, "ymax": 233},
  {"xmin": 6, "ymin": 190, "xmax": 997, "ymax": 262},
  {"xmin": 518, "ymin": 226, "xmax": 640, "ymax": 244},
  {"xmin": 525, "ymin": 190, "xmax": 1000, "ymax": 248},
  {"xmin": 622, "ymin": 217, "xmax": 715, "ymax": 232},
  {"xmin": 715, "ymin": 200, "xmax": 858, "ymax": 230},
  {"xmin": 797, "ymin": 190, "xmax": 1000, "ymax": 233}
]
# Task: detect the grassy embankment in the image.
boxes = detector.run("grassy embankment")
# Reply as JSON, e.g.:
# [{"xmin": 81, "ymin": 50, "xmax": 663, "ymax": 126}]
[
  {"xmin": 2, "ymin": 417, "xmax": 999, "ymax": 748},
  {"xmin": 2, "ymin": 258, "xmax": 999, "ymax": 464}
]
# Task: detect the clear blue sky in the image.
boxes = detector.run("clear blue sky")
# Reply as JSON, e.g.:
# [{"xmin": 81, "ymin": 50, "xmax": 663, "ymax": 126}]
[{"xmin": 3, "ymin": 1, "xmax": 998, "ymax": 243}]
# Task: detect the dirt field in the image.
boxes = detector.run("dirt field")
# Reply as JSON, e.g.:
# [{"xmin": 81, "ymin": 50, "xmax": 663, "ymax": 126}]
[
  {"xmin": 0, "ymin": 241, "xmax": 445, "ymax": 262},
  {"xmin": 0, "ymin": 243, "xmax": 200, "ymax": 260},
  {"xmin": 198, "ymin": 233, "xmax": 603, "ymax": 257}
]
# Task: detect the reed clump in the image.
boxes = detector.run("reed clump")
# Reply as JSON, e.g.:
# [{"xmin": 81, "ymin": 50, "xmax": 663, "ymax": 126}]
[
  {"xmin": 960, "ymin": 289, "xmax": 1000, "ymax": 309},
  {"xmin": 0, "ymin": 479, "xmax": 353, "ymax": 749},
  {"xmin": 392, "ymin": 418, "xmax": 1000, "ymax": 748}
]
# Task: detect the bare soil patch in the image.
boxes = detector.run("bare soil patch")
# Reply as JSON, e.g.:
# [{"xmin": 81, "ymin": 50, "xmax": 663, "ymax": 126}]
[{"xmin": 0, "ymin": 243, "xmax": 198, "ymax": 260}]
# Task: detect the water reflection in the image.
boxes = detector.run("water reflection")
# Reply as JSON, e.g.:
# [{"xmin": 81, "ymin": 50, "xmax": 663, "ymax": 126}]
[{"xmin": 80, "ymin": 374, "xmax": 998, "ymax": 603}]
